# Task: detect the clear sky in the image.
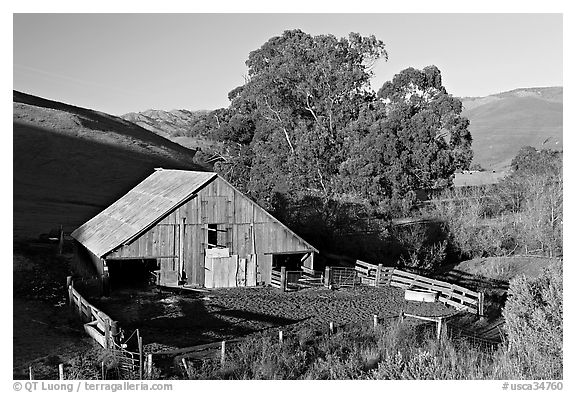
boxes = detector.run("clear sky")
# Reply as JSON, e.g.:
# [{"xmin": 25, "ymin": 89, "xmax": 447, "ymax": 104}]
[{"xmin": 13, "ymin": 13, "xmax": 562, "ymax": 116}]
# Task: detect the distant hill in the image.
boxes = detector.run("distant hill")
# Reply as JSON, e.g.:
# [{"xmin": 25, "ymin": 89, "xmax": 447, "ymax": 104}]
[
  {"xmin": 122, "ymin": 109, "xmax": 209, "ymax": 139},
  {"xmin": 13, "ymin": 91, "xmax": 203, "ymax": 239},
  {"xmin": 121, "ymin": 109, "xmax": 226, "ymax": 161},
  {"xmin": 460, "ymin": 87, "xmax": 563, "ymax": 171}
]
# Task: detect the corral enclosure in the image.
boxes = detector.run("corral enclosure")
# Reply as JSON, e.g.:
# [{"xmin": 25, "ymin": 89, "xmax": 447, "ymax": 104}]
[
  {"xmin": 71, "ymin": 169, "xmax": 317, "ymax": 292},
  {"xmin": 90, "ymin": 285, "xmax": 456, "ymax": 353}
]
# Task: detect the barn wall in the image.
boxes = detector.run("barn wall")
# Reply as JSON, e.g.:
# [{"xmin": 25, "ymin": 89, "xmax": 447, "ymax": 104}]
[
  {"xmin": 103, "ymin": 176, "xmax": 315, "ymax": 288},
  {"xmin": 73, "ymin": 241, "xmax": 105, "ymax": 276},
  {"xmin": 106, "ymin": 211, "xmax": 179, "ymax": 259},
  {"xmin": 72, "ymin": 241, "xmax": 109, "ymax": 295}
]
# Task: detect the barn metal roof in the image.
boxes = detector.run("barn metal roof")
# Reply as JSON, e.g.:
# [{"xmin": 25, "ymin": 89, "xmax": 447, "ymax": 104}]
[{"xmin": 71, "ymin": 169, "xmax": 217, "ymax": 258}]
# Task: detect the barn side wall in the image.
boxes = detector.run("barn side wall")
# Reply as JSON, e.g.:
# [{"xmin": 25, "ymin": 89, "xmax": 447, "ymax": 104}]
[
  {"xmin": 73, "ymin": 241, "xmax": 105, "ymax": 277},
  {"xmin": 72, "ymin": 241, "xmax": 109, "ymax": 295}
]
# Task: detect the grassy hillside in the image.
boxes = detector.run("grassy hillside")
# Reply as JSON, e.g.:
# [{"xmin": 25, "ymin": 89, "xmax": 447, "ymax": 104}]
[
  {"xmin": 461, "ymin": 87, "xmax": 563, "ymax": 171},
  {"xmin": 122, "ymin": 109, "xmax": 209, "ymax": 138},
  {"xmin": 13, "ymin": 91, "xmax": 203, "ymax": 240}
]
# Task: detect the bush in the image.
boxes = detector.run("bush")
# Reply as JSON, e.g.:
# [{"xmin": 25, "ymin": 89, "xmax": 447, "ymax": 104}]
[
  {"xmin": 502, "ymin": 261, "xmax": 563, "ymax": 379},
  {"xmin": 425, "ymin": 169, "xmax": 562, "ymax": 259}
]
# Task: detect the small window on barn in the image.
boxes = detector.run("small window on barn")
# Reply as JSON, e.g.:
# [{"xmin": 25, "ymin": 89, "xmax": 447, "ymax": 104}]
[{"xmin": 207, "ymin": 224, "xmax": 229, "ymax": 249}]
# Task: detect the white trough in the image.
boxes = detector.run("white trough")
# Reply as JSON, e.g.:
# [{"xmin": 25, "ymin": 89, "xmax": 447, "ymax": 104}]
[{"xmin": 405, "ymin": 288, "xmax": 439, "ymax": 303}]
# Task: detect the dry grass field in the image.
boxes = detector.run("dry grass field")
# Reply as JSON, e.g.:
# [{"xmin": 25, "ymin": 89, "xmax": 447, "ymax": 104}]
[
  {"xmin": 13, "ymin": 91, "xmax": 201, "ymax": 240},
  {"xmin": 461, "ymin": 87, "xmax": 562, "ymax": 171}
]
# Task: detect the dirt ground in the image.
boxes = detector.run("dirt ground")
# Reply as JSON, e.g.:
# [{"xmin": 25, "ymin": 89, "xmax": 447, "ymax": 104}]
[
  {"xmin": 13, "ymin": 243, "xmax": 98, "ymax": 379},
  {"xmin": 90, "ymin": 285, "xmax": 455, "ymax": 354},
  {"xmin": 12, "ymin": 298, "xmax": 98, "ymax": 379}
]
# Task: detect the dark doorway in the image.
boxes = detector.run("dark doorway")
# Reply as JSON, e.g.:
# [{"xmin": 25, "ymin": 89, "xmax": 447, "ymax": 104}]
[
  {"xmin": 272, "ymin": 253, "xmax": 305, "ymax": 270},
  {"xmin": 106, "ymin": 259, "xmax": 158, "ymax": 290}
]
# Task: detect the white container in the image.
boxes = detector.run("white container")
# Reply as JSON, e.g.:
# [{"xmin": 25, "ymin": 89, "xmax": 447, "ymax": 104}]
[{"xmin": 405, "ymin": 288, "xmax": 439, "ymax": 303}]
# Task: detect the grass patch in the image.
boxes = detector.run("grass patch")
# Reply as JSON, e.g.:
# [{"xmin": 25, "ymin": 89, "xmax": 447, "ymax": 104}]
[{"xmin": 182, "ymin": 319, "xmax": 561, "ymax": 380}]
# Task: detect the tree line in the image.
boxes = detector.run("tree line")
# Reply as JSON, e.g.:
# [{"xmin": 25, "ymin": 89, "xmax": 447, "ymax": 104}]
[{"xmin": 189, "ymin": 29, "xmax": 472, "ymax": 218}]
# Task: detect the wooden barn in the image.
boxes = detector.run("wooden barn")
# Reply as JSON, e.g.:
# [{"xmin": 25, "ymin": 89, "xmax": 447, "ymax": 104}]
[{"xmin": 70, "ymin": 169, "xmax": 318, "ymax": 291}]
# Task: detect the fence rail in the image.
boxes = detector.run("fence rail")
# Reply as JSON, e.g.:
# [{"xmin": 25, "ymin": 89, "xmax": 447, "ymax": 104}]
[
  {"xmin": 270, "ymin": 269, "xmax": 282, "ymax": 289},
  {"xmin": 68, "ymin": 277, "xmax": 117, "ymax": 349},
  {"xmin": 67, "ymin": 277, "xmax": 145, "ymax": 379},
  {"xmin": 353, "ymin": 261, "xmax": 484, "ymax": 315},
  {"xmin": 286, "ymin": 270, "xmax": 302, "ymax": 290},
  {"xmin": 270, "ymin": 266, "xmax": 324, "ymax": 291}
]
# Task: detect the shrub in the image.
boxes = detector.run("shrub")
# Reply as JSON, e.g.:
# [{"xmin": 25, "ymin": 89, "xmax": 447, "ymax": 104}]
[{"xmin": 502, "ymin": 261, "xmax": 563, "ymax": 379}]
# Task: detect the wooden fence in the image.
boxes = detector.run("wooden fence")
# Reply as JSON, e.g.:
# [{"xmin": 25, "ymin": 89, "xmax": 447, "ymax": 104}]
[
  {"xmin": 270, "ymin": 261, "xmax": 483, "ymax": 315},
  {"xmin": 67, "ymin": 277, "xmax": 145, "ymax": 379},
  {"xmin": 271, "ymin": 267, "xmax": 323, "ymax": 291},
  {"xmin": 353, "ymin": 260, "xmax": 485, "ymax": 315},
  {"xmin": 67, "ymin": 276, "xmax": 118, "ymax": 348},
  {"xmin": 270, "ymin": 268, "xmax": 283, "ymax": 290}
]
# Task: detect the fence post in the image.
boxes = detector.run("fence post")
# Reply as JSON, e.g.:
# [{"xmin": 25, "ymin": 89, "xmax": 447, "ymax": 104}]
[
  {"xmin": 66, "ymin": 276, "xmax": 73, "ymax": 312},
  {"xmin": 329, "ymin": 322, "xmax": 335, "ymax": 335},
  {"xmin": 101, "ymin": 361, "xmax": 105, "ymax": 380},
  {"xmin": 137, "ymin": 331, "xmax": 143, "ymax": 380},
  {"xmin": 387, "ymin": 268, "xmax": 394, "ymax": 286},
  {"xmin": 279, "ymin": 330, "xmax": 283, "ymax": 344},
  {"xmin": 181, "ymin": 358, "xmax": 189, "ymax": 378},
  {"xmin": 478, "ymin": 291, "xmax": 485, "ymax": 316},
  {"xmin": 104, "ymin": 322, "xmax": 110, "ymax": 349},
  {"xmin": 324, "ymin": 266, "xmax": 331, "ymax": 287},
  {"xmin": 110, "ymin": 321, "xmax": 119, "ymax": 346},
  {"xmin": 280, "ymin": 266, "xmax": 287, "ymax": 292},
  {"xmin": 102, "ymin": 266, "xmax": 110, "ymax": 296},
  {"xmin": 59, "ymin": 363, "xmax": 64, "ymax": 380},
  {"xmin": 375, "ymin": 264, "xmax": 382, "ymax": 287},
  {"xmin": 373, "ymin": 314, "xmax": 378, "ymax": 329},
  {"xmin": 220, "ymin": 341, "xmax": 226, "ymax": 365},
  {"xmin": 29, "ymin": 366, "xmax": 34, "ymax": 380},
  {"xmin": 147, "ymin": 354, "xmax": 153, "ymax": 378},
  {"xmin": 58, "ymin": 225, "xmax": 64, "ymax": 255},
  {"xmin": 181, "ymin": 358, "xmax": 190, "ymax": 379},
  {"xmin": 436, "ymin": 317, "xmax": 443, "ymax": 341}
]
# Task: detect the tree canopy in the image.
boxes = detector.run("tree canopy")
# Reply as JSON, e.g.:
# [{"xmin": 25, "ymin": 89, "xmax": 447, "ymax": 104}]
[
  {"xmin": 210, "ymin": 29, "xmax": 472, "ymax": 213},
  {"xmin": 339, "ymin": 66, "xmax": 472, "ymax": 203}
]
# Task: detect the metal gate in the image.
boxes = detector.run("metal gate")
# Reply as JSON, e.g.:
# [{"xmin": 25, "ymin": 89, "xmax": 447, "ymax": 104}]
[{"xmin": 330, "ymin": 267, "xmax": 358, "ymax": 288}]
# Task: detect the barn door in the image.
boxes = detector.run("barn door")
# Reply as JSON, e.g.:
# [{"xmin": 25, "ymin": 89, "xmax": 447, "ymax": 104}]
[
  {"xmin": 157, "ymin": 221, "xmax": 179, "ymax": 287},
  {"xmin": 204, "ymin": 255, "xmax": 239, "ymax": 288}
]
